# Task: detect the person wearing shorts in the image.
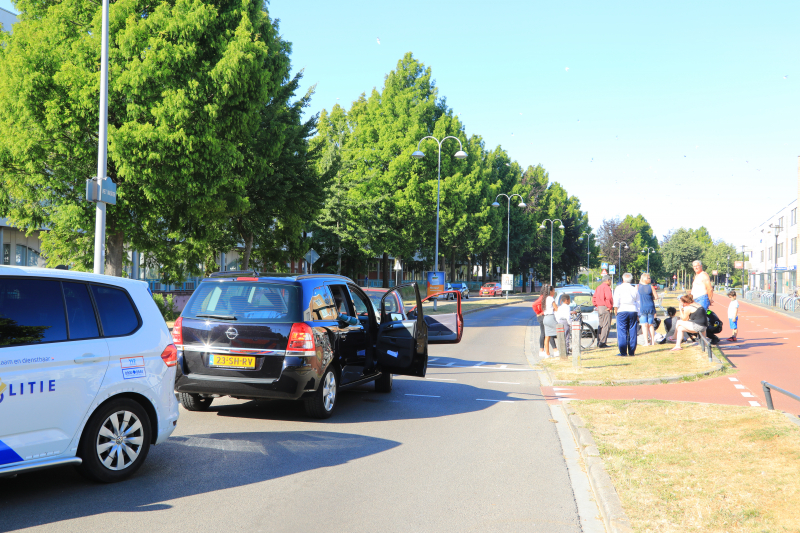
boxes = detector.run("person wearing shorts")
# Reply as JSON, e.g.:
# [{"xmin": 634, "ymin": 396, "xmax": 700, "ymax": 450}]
[
  {"xmin": 727, "ymin": 290, "xmax": 739, "ymax": 341},
  {"xmin": 637, "ymin": 273, "xmax": 657, "ymax": 345},
  {"xmin": 671, "ymin": 295, "xmax": 707, "ymax": 350}
]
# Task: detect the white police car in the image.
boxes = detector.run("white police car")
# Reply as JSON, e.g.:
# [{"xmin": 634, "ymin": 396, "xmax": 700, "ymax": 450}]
[{"xmin": 0, "ymin": 266, "xmax": 179, "ymax": 482}]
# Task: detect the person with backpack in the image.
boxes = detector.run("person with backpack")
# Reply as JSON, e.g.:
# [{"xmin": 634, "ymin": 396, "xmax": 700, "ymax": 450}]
[{"xmin": 533, "ymin": 284, "xmax": 556, "ymax": 357}]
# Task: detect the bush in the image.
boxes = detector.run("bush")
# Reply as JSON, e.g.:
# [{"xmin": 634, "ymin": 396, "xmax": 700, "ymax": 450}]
[{"xmin": 153, "ymin": 293, "xmax": 179, "ymax": 321}]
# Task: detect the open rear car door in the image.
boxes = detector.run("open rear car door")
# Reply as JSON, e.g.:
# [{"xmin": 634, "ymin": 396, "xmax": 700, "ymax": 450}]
[
  {"xmin": 411, "ymin": 290, "xmax": 464, "ymax": 344},
  {"xmin": 375, "ymin": 283, "xmax": 428, "ymax": 377}
]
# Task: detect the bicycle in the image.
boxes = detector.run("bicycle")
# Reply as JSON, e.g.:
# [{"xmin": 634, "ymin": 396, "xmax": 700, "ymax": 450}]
[{"xmin": 572, "ymin": 308, "xmax": 596, "ymax": 351}]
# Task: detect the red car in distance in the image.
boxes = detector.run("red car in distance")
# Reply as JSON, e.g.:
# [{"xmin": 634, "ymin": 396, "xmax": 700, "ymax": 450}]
[{"xmin": 479, "ymin": 282, "xmax": 503, "ymax": 297}]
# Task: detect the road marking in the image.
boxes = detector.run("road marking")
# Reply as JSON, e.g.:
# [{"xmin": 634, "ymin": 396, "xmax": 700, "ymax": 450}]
[
  {"xmin": 405, "ymin": 394, "xmax": 440, "ymax": 398},
  {"xmin": 729, "ymin": 377, "xmax": 739, "ymax": 381},
  {"xmin": 741, "ymin": 392, "xmax": 755, "ymax": 398},
  {"xmin": 476, "ymin": 398, "xmax": 515, "ymax": 403},
  {"xmin": 555, "ymin": 392, "xmax": 575, "ymax": 396},
  {"xmin": 553, "ymin": 387, "xmax": 572, "ymax": 391},
  {"xmin": 425, "ymin": 378, "xmax": 455, "ymax": 381},
  {"xmin": 499, "ymin": 364, "xmax": 508, "ymax": 369},
  {"xmin": 488, "ymin": 381, "xmax": 520, "ymax": 385},
  {"xmin": 749, "ymin": 401, "xmax": 761, "ymax": 407},
  {"xmin": 734, "ymin": 384, "xmax": 745, "ymax": 389}
]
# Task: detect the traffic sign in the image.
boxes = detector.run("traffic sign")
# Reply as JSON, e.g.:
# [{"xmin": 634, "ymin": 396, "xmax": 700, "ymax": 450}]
[
  {"xmin": 601, "ymin": 262, "xmax": 608, "ymax": 270},
  {"xmin": 712, "ymin": 270, "xmax": 718, "ymax": 276},
  {"xmin": 501, "ymin": 274, "xmax": 514, "ymax": 291},
  {"xmin": 609, "ymin": 265, "xmax": 616, "ymax": 275},
  {"xmin": 601, "ymin": 269, "xmax": 608, "ymax": 276},
  {"xmin": 86, "ymin": 178, "xmax": 117, "ymax": 205},
  {"xmin": 304, "ymin": 249, "xmax": 320, "ymax": 265},
  {"xmin": 393, "ymin": 258, "xmax": 402, "ymax": 271},
  {"xmin": 734, "ymin": 261, "xmax": 744, "ymax": 269}
]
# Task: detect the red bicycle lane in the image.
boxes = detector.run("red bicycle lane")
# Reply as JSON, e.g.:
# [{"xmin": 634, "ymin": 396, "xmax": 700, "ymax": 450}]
[{"xmin": 542, "ymin": 293, "xmax": 800, "ymax": 415}]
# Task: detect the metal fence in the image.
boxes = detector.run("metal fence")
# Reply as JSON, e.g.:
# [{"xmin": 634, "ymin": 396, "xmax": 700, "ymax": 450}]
[{"xmin": 761, "ymin": 381, "xmax": 800, "ymax": 411}]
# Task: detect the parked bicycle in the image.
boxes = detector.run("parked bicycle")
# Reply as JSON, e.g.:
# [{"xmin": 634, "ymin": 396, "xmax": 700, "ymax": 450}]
[{"xmin": 572, "ymin": 309, "xmax": 596, "ymax": 351}]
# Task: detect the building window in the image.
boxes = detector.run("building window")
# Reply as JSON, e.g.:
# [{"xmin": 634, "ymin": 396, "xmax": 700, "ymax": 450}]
[
  {"xmin": 760, "ymin": 250, "xmax": 764, "ymax": 262},
  {"xmin": 791, "ymin": 237, "xmax": 797, "ymax": 255},
  {"xmin": 15, "ymin": 244, "xmax": 26, "ymax": 266},
  {"xmin": 778, "ymin": 216, "xmax": 784, "ymax": 229},
  {"xmin": 2, "ymin": 243, "xmax": 8, "ymax": 265},
  {"xmin": 768, "ymin": 247, "xmax": 773, "ymax": 261},
  {"xmin": 777, "ymin": 243, "xmax": 784, "ymax": 259},
  {"xmin": 792, "ymin": 208, "xmax": 797, "ymax": 226}
]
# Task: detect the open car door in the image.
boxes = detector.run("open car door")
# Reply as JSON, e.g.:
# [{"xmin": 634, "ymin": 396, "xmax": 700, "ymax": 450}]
[
  {"xmin": 375, "ymin": 283, "xmax": 428, "ymax": 377},
  {"xmin": 410, "ymin": 290, "xmax": 464, "ymax": 344}
]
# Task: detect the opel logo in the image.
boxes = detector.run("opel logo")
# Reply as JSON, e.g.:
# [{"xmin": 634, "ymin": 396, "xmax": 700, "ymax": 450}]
[{"xmin": 226, "ymin": 327, "xmax": 239, "ymax": 340}]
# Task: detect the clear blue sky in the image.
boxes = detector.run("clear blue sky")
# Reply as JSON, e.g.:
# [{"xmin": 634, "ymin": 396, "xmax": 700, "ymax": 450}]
[{"xmin": 3, "ymin": 0, "xmax": 798, "ymax": 247}]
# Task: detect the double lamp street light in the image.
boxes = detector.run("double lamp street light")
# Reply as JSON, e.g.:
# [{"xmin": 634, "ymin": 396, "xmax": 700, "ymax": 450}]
[
  {"xmin": 540, "ymin": 219, "xmax": 564, "ymax": 286},
  {"xmin": 492, "ymin": 194, "xmax": 527, "ymax": 298},
  {"xmin": 611, "ymin": 241, "xmax": 628, "ymax": 283},
  {"xmin": 641, "ymin": 246, "xmax": 656, "ymax": 273}
]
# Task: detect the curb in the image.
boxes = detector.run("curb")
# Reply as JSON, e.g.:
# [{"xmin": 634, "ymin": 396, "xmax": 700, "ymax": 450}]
[{"xmin": 561, "ymin": 401, "xmax": 634, "ymax": 533}]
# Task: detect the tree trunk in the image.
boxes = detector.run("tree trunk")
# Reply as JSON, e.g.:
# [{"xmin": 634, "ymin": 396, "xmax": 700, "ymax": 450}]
[
  {"xmin": 450, "ymin": 249, "xmax": 456, "ymax": 282},
  {"xmin": 481, "ymin": 255, "xmax": 487, "ymax": 283},
  {"xmin": 105, "ymin": 230, "xmax": 125, "ymax": 277},
  {"xmin": 241, "ymin": 233, "xmax": 254, "ymax": 270},
  {"xmin": 382, "ymin": 252, "xmax": 389, "ymax": 288}
]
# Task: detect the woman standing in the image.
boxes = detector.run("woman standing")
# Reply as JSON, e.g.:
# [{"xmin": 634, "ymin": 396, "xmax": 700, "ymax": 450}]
[
  {"xmin": 542, "ymin": 286, "xmax": 559, "ymax": 357},
  {"xmin": 638, "ymin": 273, "xmax": 658, "ymax": 345}
]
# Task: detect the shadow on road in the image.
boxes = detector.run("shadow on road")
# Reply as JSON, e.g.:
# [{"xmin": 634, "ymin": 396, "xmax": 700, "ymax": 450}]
[{"xmin": 0, "ymin": 430, "xmax": 399, "ymax": 530}]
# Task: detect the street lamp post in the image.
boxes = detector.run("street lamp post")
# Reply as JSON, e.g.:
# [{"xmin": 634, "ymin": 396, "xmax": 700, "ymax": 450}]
[
  {"xmin": 579, "ymin": 232, "xmax": 592, "ymax": 288},
  {"xmin": 740, "ymin": 245, "xmax": 752, "ymax": 294},
  {"xmin": 539, "ymin": 219, "xmax": 564, "ymax": 286},
  {"xmin": 641, "ymin": 246, "xmax": 656, "ymax": 273},
  {"xmin": 769, "ymin": 221, "xmax": 783, "ymax": 306},
  {"xmin": 492, "ymin": 193, "xmax": 527, "ymax": 298},
  {"xmin": 611, "ymin": 241, "xmax": 629, "ymax": 284},
  {"xmin": 92, "ymin": 0, "xmax": 111, "ymax": 275}
]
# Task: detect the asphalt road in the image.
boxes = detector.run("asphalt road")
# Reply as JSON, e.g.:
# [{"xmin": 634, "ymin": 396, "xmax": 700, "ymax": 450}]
[{"xmin": 0, "ymin": 302, "xmax": 585, "ymax": 533}]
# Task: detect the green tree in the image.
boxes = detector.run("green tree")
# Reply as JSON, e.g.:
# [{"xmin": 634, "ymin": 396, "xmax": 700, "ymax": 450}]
[
  {"xmin": 661, "ymin": 229, "xmax": 703, "ymax": 288},
  {"xmin": 0, "ymin": 0, "xmax": 291, "ymax": 278}
]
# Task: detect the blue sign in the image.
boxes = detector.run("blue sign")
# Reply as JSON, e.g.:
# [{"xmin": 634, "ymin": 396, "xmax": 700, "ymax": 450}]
[
  {"xmin": 601, "ymin": 262, "xmax": 608, "ymax": 270},
  {"xmin": 426, "ymin": 271, "xmax": 445, "ymax": 297},
  {"xmin": 610, "ymin": 265, "xmax": 616, "ymax": 275}
]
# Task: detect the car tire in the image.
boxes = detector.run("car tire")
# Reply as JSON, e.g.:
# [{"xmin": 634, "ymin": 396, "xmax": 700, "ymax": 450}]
[
  {"xmin": 77, "ymin": 398, "xmax": 152, "ymax": 483},
  {"xmin": 178, "ymin": 392, "xmax": 214, "ymax": 411},
  {"xmin": 375, "ymin": 371, "xmax": 393, "ymax": 393},
  {"xmin": 304, "ymin": 366, "xmax": 337, "ymax": 419}
]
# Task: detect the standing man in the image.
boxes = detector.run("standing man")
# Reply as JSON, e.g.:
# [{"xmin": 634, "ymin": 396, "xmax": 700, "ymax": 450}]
[
  {"xmin": 691, "ymin": 260, "xmax": 714, "ymax": 310},
  {"xmin": 613, "ymin": 272, "xmax": 641, "ymax": 357},
  {"xmin": 592, "ymin": 275, "xmax": 613, "ymax": 348}
]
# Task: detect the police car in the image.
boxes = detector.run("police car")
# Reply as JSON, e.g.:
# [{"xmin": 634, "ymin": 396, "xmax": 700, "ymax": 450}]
[{"xmin": 0, "ymin": 266, "xmax": 179, "ymax": 482}]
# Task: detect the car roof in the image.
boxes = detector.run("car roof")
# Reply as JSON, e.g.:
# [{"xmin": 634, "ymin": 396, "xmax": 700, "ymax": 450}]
[
  {"xmin": 204, "ymin": 271, "xmax": 355, "ymax": 285},
  {"xmin": 0, "ymin": 265, "xmax": 148, "ymax": 290}
]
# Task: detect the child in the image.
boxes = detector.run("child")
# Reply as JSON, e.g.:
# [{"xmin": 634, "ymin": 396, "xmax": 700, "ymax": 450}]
[
  {"xmin": 555, "ymin": 295, "xmax": 573, "ymax": 352},
  {"xmin": 727, "ymin": 290, "xmax": 739, "ymax": 341},
  {"xmin": 664, "ymin": 307, "xmax": 677, "ymax": 339}
]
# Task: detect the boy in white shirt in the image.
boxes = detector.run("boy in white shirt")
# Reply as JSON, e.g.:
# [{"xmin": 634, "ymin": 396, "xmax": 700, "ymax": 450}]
[
  {"xmin": 727, "ymin": 290, "xmax": 739, "ymax": 342},
  {"xmin": 555, "ymin": 295, "xmax": 573, "ymax": 350}
]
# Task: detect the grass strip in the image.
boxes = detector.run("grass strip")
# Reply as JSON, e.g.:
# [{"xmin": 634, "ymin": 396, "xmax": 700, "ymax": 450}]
[
  {"xmin": 543, "ymin": 342, "xmax": 723, "ymax": 384},
  {"xmin": 571, "ymin": 400, "xmax": 800, "ymax": 533}
]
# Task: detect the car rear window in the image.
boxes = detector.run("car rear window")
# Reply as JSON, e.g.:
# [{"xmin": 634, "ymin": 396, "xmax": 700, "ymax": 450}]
[
  {"xmin": 91, "ymin": 285, "xmax": 140, "ymax": 337},
  {"xmin": 184, "ymin": 282, "xmax": 301, "ymax": 323}
]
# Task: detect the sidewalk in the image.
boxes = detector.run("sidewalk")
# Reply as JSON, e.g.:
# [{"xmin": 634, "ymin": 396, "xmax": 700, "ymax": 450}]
[{"xmin": 537, "ymin": 293, "xmax": 800, "ymax": 415}]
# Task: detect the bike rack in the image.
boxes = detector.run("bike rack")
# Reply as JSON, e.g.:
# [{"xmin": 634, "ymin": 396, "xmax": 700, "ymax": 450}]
[
  {"xmin": 697, "ymin": 334, "xmax": 714, "ymax": 363},
  {"xmin": 761, "ymin": 381, "xmax": 800, "ymax": 410}
]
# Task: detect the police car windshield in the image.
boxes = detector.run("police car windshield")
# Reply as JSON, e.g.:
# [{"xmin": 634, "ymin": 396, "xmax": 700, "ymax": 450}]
[{"xmin": 184, "ymin": 282, "xmax": 301, "ymax": 323}]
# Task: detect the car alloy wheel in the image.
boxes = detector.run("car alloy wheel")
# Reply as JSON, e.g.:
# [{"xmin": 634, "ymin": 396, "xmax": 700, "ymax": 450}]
[
  {"xmin": 96, "ymin": 409, "xmax": 145, "ymax": 471},
  {"xmin": 322, "ymin": 370, "xmax": 337, "ymax": 412}
]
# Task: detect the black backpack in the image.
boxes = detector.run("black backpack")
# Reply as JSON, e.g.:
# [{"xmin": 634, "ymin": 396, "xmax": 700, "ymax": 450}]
[{"xmin": 706, "ymin": 309, "xmax": 723, "ymax": 335}]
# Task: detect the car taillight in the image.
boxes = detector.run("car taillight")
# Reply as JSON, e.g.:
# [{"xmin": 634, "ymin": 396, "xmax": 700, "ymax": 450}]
[
  {"xmin": 161, "ymin": 344, "xmax": 178, "ymax": 367},
  {"xmin": 171, "ymin": 316, "xmax": 183, "ymax": 345},
  {"xmin": 287, "ymin": 323, "xmax": 316, "ymax": 355}
]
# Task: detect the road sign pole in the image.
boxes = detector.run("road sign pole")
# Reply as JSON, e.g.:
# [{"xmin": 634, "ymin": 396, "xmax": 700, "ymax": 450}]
[{"xmin": 93, "ymin": 0, "xmax": 110, "ymax": 275}]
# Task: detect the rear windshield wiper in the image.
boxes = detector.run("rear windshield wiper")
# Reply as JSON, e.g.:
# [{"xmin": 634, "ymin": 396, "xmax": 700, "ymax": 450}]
[{"xmin": 195, "ymin": 314, "xmax": 237, "ymax": 320}]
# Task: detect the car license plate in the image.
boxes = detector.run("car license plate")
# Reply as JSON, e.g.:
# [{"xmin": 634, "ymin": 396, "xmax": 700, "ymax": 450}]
[{"xmin": 209, "ymin": 354, "xmax": 256, "ymax": 369}]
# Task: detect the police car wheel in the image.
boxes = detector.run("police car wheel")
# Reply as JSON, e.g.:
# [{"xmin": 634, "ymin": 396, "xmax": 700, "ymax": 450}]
[{"xmin": 77, "ymin": 398, "xmax": 152, "ymax": 483}]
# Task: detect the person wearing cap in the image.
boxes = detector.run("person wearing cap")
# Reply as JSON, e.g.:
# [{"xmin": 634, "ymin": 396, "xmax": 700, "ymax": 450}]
[{"xmin": 592, "ymin": 275, "xmax": 613, "ymax": 348}]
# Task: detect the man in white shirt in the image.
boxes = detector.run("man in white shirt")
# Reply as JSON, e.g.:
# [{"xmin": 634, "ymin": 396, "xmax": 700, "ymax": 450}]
[{"xmin": 613, "ymin": 272, "xmax": 641, "ymax": 357}]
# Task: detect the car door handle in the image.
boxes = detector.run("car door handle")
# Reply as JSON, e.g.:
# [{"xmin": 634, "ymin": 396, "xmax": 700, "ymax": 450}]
[{"xmin": 74, "ymin": 353, "xmax": 103, "ymax": 364}]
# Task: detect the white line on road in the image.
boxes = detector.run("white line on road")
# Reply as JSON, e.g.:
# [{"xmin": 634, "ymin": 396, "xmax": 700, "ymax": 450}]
[
  {"xmin": 553, "ymin": 387, "xmax": 572, "ymax": 391},
  {"xmin": 488, "ymin": 381, "xmax": 520, "ymax": 385},
  {"xmin": 475, "ymin": 399, "xmax": 515, "ymax": 402},
  {"xmin": 405, "ymin": 394, "xmax": 440, "ymax": 398},
  {"xmin": 749, "ymin": 401, "xmax": 761, "ymax": 406},
  {"xmin": 729, "ymin": 377, "xmax": 739, "ymax": 381},
  {"xmin": 734, "ymin": 384, "xmax": 745, "ymax": 389},
  {"xmin": 741, "ymin": 392, "xmax": 755, "ymax": 398},
  {"xmin": 555, "ymin": 392, "xmax": 575, "ymax": 396},
  {"xmin": 499, "ymin": 364, "xmax": 508, "ymax": 369}
]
